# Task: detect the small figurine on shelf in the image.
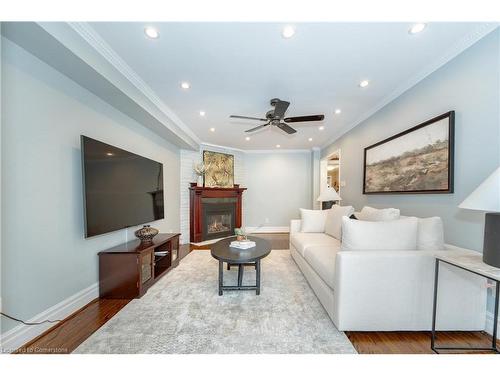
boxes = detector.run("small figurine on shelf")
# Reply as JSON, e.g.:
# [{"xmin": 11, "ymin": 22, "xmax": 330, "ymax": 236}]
[{"xmin": 234, "ymin": 227, "xmax": 247, "ymax": 241}]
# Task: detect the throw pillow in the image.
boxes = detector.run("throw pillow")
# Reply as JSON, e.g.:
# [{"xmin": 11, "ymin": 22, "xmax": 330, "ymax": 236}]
[
  {"xmin": 417, "ymin": 217, "xmax": 444, "ymax": 250},
  {"xmin": 324, "ymin": 205, "xmax": 355, "ymax": 240},
  {"xmin": 357, "ymin": 206, "xmax": 400, "ymax": 221},
  {"xmin": 341, "ymin": 216, "xmax": 418, "ymax": 251},
  {"xmin": 300, "ymin": 208, "xmax": 328, "ymax": 233}
]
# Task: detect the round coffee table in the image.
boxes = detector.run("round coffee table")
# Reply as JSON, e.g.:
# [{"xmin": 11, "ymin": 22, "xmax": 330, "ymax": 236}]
[{"xmin": 211, "ymin": 236, "xmax": 271, "ymax": 296}]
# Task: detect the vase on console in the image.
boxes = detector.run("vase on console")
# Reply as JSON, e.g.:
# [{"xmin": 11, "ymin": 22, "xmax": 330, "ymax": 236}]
[{"xmin": 135, "ymin": 225, "xmax": 159, "ymax": 243}]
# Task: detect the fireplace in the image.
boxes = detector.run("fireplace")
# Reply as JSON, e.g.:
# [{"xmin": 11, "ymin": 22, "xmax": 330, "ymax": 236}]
[
  {"xmin": 202, "ymin": 199, "xmax": 236, "ymax": 241},
  {"xmin": 189, "ymin": 184, "xmax": 246, "ymax": 243}
]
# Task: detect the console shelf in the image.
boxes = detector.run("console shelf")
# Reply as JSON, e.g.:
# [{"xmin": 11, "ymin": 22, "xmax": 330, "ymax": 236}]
[{"xmin": 98, "ymin": 233, "xmax": 180, "ymax": 299}]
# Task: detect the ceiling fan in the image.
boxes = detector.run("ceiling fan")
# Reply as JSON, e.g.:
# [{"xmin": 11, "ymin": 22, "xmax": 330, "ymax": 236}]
[{"xmin": 229, "ymin": 98, "xmax": 325, "ymax": 134}]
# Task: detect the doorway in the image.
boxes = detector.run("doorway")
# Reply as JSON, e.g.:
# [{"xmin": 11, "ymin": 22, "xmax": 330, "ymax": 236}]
[{"xmin": 319, "ymin": 149, "xmax": 341, "ymax": 209}]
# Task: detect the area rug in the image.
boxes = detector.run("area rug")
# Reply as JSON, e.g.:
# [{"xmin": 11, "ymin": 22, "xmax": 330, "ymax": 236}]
[{"xmin": 74, "ymin": 250, "xmax": 357, "ymax": 354}]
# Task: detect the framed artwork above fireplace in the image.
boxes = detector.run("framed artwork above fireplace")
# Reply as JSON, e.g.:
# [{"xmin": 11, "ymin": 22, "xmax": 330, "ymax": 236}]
[{"xmin": 203, "ymin": 150, "xmax": 234, "ymax": 188}]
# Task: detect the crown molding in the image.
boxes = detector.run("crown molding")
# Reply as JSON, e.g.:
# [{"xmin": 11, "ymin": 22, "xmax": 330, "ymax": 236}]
[
  {"xmin": 67, "ymin": 22, "xmax": 201, "ymax": 146},
  {"xmin": 200, "ymin": 142, "xmax": 312, "ymax": 154},
  {"xmin": 243, "ymin": 148, "xmax": 312, "ymax": 154},
  {"xmin": 320, "ymin": 23, "xmax": 500, "ymax": 151}
]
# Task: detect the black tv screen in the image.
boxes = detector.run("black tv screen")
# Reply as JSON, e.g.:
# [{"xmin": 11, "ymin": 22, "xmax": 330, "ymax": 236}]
[{"xmin": 81, "ymin": 136, "xmax": 164, "ymax": 237}]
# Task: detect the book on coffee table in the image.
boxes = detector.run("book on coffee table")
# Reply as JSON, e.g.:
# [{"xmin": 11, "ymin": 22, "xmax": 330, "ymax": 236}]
[{"xmin": 230, "ymin": 240, "xmax": 256, "ymax": 249}]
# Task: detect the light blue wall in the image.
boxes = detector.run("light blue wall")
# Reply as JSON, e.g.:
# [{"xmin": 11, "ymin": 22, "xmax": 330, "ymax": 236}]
[
  {"xmin": 1, "ymin": 39, "xmax": 181, "ymax": 333},
  {"xmin": 244, "ymin": 152, "xmax": 312, "ymax": 227},
  {"xmin": 322, "ymin": 30, "xmax": 500, "ymax": 252}
]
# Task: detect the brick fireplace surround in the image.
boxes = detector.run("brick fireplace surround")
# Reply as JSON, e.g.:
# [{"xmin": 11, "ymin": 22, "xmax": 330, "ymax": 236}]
[{"xmin": 188, "ymin": 183, "xmax": 246, "ymax": 243}]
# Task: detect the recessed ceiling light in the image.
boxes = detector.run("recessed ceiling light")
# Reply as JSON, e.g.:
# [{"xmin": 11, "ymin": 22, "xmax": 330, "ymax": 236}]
[
  {"xmin": 144, "ymin": 27, "xmax": 159, "ymax": 39},
  {"xmin": 210, "ymin": 127, "xmax": 215, "ymax": 132},
  {"xmin": 319, "ymin": 126, "xmax": 325, "ymax": 131},
  {"xmin": 335, "ymin": 109, "xmax": 342, "ymax": 115},
  {"xmin": 308, "ymin": 138, "xmax": 313, "ymax": 142},
  {"xmin": 245, "ymin": 136, "xmax": 251, "ymax": 141},
  {"xmin": 276, "ymin": 144, "xmax": 281, "ymax": 148},
  {"xmin": 181, "ymin": 82, "xmax": 190, "ymax": 89},
  {"xmin": 106, "ymin": 152, "xmax": 114, "ymax": 156},
  {"xmin": 409, "ymin": 23, "xmax": 427, "ymax": 35},
  {"xmin": 282, "ymin": 25, "xmax": 295, "ymax": 39},
  {"xmin": 199, "ymin": 111, "xmax": 206, "ymax": 117},
  {"xmin": 359, "ymin": 80, "xmax": 370, "ymax": 88}
]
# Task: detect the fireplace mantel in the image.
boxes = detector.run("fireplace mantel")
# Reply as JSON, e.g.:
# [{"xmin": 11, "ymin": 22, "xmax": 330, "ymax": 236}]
[{"xmin": 189, "ymin": 183, "xmax": 246, "ymax": 243}]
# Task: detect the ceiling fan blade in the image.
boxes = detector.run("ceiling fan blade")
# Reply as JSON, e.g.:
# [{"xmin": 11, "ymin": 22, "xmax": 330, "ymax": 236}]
[
  {"xmin": 277, "ymin": 123, "xmax": 297, "ymax": 134},
  {"xmin": 230, "ymin": 115, "xmax": 267, "ymax": 121},
  {"xmin": 245, "ymin": 123, "xmax": 269, "ymax": 133},
  {"xmin": 284, "ymin": 115, "xmax": 325, "ymax": 123},
  {"xmin": 273, "ymin": 100, "xmax": 290, "ymax": 118}
]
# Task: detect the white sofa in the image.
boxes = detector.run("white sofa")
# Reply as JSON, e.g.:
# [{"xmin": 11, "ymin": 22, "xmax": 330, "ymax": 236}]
[{"xmin": 290, "ymin": 218, "xmax": 487, "ymax": 331}]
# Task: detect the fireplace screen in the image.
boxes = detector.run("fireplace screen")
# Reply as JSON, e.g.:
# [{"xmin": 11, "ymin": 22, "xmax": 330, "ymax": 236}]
[
  {"xmin": 201, "ymin": 199, "xmax": 236, "ymax": 241},
  {"xmin": 207, "ymin": 213, "xmax": 232, "ymax": 234}
]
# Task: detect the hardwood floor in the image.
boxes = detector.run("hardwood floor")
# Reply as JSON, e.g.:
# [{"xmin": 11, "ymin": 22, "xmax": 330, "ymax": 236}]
[
  {"xmin": 346, "ymin": 331, "xmax": 499, "ymax": 354},
  {"xmin": 14, "ymin": 233, "xmax": 497, "ymax": 354},
  {"xmin": 15, "ymin": 298, "xmax": 130, "ymax": 354}
]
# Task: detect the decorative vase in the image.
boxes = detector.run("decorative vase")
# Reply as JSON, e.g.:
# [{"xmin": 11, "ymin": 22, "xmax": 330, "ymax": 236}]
[
  {"xmin": 134, "ymin": 225, "xmax": 159, "ymax": 243},
  {"xmin": 197, "ymin": 175, "xmax": 203, "ymax": 187}
]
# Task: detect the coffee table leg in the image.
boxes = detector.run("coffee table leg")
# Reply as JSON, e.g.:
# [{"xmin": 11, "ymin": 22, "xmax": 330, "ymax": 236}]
[
  {"xmin": 218, "ymin": 260, "xmax": 223, "ymax": 296},
  {"xmin": 238, "ymin": 264, "xmax": 244, "ymax": 287},
  {"xmin": 256, "ymin": 260, "xmax": 261, "ymax": 295}
]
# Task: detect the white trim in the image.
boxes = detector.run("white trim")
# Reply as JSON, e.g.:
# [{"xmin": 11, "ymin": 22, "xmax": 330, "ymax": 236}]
[
  {"xmin": 320, "ymin": 23, "xmax": 499, "ymax": 150},
  {"xmin": 244, "ymin": 149, "xmax": 311, "ymax": 154},
  {"xmin": 245, "ymin": 226, "xmax": 290, "ymax": 233},
  {"xmin": 201, "ymin": 142, "xmax": 313, "ymax": 154},
  {"xmin": 200, "ymin": 142, "xmax": 246, "ymax": 153},
  {"xmin": 0, "ymin": 282, "xmax": 99, "ymax": 352},
  {"xmin": 67, "ymin": 22, "xmax": 201, "ymax": 146},
  {"xmin": 485, "ymin": 311, "xmax": 500, "ymax": 336}
]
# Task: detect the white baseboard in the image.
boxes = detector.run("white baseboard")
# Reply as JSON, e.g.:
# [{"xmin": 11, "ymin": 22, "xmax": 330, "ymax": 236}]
[
  {"xmin": 485, "ymin": 311, "xmax": 500, "ymax": 336},
  {"xmin": 245, "ymin": 226, "xmax": 289, "ymax": 234},
  {"xmin": 0, "ymin": 282, "xmax": 99, "ymax": 352}
]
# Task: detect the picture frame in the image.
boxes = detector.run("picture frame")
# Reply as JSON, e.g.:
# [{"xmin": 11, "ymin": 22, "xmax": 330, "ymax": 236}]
[
  {"xmin": 203, "ymin": 150, "xmax": 235, "ymax": 188},
  {"xmin": 363, "ymin": 111, "xmax": 455, "ymax": 194}
]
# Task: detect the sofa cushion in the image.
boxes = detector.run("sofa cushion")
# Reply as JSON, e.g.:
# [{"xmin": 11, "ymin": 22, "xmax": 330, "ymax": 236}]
[
  {"xmin": 300, "ymin": 208, "xmax": 328, "ymax": 233},
  {"xmin": 324, "ymin": 205, "xmax": 355, "ymax": 240},
  {"xmin": 341, "ymin": 216, "xmax": 418, "ymax": 251},
  {"xmin": 290, "ymin": 232, "xmax": 340, "ymax": 257},
  {"xmin": 400, "ymin": 216, "xmax": 445, "ymax": 250},
  {"xmin": 357, "ymin": 206, "xmax": 400, "ymax": 221},
  {"xmin": 303, "ymin": 245, "xmax": 337, "ymax": 290}
]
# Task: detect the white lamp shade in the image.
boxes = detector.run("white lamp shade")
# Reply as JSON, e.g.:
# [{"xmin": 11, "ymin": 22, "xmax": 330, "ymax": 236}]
[
  {"xmin": 459, "ymin": 167, "xmax": 500, "ymax": 212},
  {"xmin": 317, "ymin": 187, "xmax": 342, "ymax": 202}
]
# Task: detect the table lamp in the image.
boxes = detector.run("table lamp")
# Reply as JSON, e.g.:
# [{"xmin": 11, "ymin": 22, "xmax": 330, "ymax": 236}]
[
  {"xmin": 459, "ymin": 166, "xmax": 500, "ymax": 268},
  {"xmin": 317, "ymin": 187, "xmax": 342, "ymax": 210}
]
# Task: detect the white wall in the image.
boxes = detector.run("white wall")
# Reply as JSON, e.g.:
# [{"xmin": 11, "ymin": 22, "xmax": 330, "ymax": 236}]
[
  {"xmin": 322, "ymin": 30, "xmax": 500, "ymax": 252},
  {"xmin": 1, "ymin": 38, "xmax": 181, "ymax": 335},
  {"xmin": 244, "ymin": 151, "xmax": 312, "ymax": 228}
]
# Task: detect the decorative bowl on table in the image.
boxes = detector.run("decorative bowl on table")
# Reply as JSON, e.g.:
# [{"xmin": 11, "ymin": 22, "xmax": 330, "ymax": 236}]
[{"xmin": 134, "ymin": 225, "xmax": 159, "ymax": 243}]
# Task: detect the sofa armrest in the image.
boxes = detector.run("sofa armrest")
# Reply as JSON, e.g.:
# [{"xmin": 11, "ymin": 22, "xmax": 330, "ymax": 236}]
[
  {"xmin": 333, "ymin": 250, "xmax": 486, "ymax": 331},
  {"xmin": 290, "ymin": 219, "xmax": 301, "ymax": 234}
]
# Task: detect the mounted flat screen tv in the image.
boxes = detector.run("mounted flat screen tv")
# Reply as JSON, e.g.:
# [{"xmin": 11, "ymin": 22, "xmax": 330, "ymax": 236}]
[{"xmin": 81, "ymin": 136, "xmax": 164, "ymax": 237}]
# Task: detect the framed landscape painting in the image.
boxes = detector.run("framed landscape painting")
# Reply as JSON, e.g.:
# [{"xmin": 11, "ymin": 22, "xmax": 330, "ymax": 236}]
[
  {"xmin": 203, "ymin": 150, "xmax": 234, "ymax": 188},
  {"xmin": 363, "ymin": 111, "xmax": 455, "ymax": 194}
]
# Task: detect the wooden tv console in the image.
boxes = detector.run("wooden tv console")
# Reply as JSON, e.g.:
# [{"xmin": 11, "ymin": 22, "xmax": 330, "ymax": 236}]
[{"xmin": 98, "ymin": 233, "xmax": 180, "ymax": 299}]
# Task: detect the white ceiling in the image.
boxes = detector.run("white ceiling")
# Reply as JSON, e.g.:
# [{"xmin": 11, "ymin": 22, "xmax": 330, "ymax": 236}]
[{"xmin": 89, "ymin": 22, "xmax": 487, "ymax": 150}]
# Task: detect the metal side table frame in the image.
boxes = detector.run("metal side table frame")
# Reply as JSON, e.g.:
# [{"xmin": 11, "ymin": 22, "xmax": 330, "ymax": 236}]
[{"xmin": 431, "ymin": 257, "xmax": 499, "ymax": 354}]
